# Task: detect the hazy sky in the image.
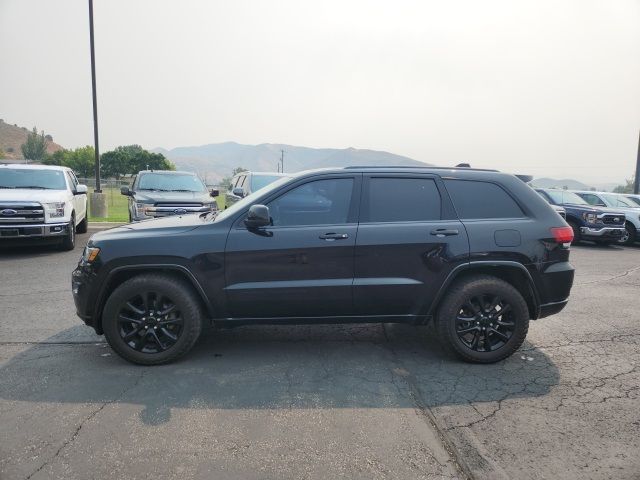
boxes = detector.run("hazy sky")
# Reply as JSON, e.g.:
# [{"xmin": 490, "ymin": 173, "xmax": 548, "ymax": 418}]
[{"xmin": 1, "ymin": 0, "xmax": 639, "ymax": 182}]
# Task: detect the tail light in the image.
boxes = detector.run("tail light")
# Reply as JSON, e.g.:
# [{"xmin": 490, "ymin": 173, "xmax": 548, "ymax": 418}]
[{"xmin": 550, "ymin": 226, "xmax": 574, "ymax": 244}]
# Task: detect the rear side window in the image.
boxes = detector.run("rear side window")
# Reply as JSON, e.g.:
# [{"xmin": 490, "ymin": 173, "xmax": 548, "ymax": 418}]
[
  {"xmin": 365, "ymin": 177, "xmax": 441, "ymax": 222},
  {"xmin": 444, "ymin": 180, "xmax": 524, "ymax": 219}
]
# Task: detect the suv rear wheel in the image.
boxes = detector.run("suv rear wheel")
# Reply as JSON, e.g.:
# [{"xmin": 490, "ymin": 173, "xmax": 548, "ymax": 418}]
[
  {"xmin": 436, "ymin": 275, "xmax": 529, "ymax": 363},
  {"xmin": 103, "ymin": 274, "xmax": 204, "ymax": 365}
]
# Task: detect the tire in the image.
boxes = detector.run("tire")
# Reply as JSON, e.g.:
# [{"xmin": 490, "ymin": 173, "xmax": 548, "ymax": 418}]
[
  {"xmin": 102, "ymin": 273, "xmax": 204, "ymax": 365},
  {"xmin": 59, "ymin": 214, "xmax": 76, "ymax": 251},
  {"xmin": 618, "ymin": 222, "xmax": 636, "ymax": 246},
  {"xmin": 567, "ymin": 219, "xmax": 581, "ymax": 245},
  {"xmin": 436, "ymin": 274, "xmax": 530, "ymax": 363},
  {"xmin": 76, "ymin": 215, "xmax": 88, "ymax": 234}
]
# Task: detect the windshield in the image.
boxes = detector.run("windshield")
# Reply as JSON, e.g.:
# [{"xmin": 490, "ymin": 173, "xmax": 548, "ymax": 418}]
[
  {"xmin": 601, "ymin": 193, "xmax": 637, "ymax": 208},
  {"xmin": 137, "ymin": 172, "xmax": 205, "ymax": 192},
  {"xmin": 0, "ymin": 168, "xmax": 67, "ymax": 190},
  {"xmin": 251, "ymin": 174, "xmax": 284, "ymax": 192},
  {"xmin": 544, "ymin": 190, "xmax": 590, "ymax": 206},
  {"xmin": 214, "ymin": 176, "xmax": 292, "ymax": 222}
]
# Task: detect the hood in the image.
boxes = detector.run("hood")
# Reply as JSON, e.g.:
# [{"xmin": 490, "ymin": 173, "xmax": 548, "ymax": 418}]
[
  {"xmin": 90, "ymin": 214, "xmax": 207, "ymax": 241},
  {"xmin": 0, "ymin": 188, "xmax": 69, "ymax": 203},
  {"xmin": 132, "ymin": 190, "xmax": 212, "ymax": 204}
]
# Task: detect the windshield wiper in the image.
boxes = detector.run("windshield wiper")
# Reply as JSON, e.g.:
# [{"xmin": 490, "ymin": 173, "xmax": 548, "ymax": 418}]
[
  {"xmin": 0, "ymin": 186, "xmax": 15, "ymax": 189},
  {"xmin": 138, "ymin": 188, "xmax": 170, "ymax": 191},
  {"xmin": 170, "ymin": 189, "xmax": 196, "ymax": 192},
  {"xmin": 14, "ymin": 185, "xmax": 52, "ymax": 189}
]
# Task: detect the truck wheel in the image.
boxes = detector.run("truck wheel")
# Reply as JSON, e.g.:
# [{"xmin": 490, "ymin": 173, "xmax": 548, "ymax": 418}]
[
  {"xmin": 102, "ymin": 273, "xmax": 204, "ymax": 365},
  {"xmin": 618, "ymin": 222, "xmax": 636, "ymax": 246},
  {"xmin": 59, "ymin": 214, "xmax": 76, "ymax": 251},
  {"xmin": 567, "ymin": 220, "xmax": 581, "ymax": 244},
  {"xmin": 76, "ymin": 216, "xmax": 88, "ymax": 234},
  {"xmin": 436, "ymin": 275, "xmax": 529, "ymax": 363}
]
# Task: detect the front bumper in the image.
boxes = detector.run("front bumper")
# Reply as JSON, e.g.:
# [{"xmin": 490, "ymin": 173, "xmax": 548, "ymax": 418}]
[
  {"xmin": 132, "ymin": 206, "xmax": 216, "ymax": 222},
  {"xmin": 580, "ymin": 226, "xmax": 625, "ymax": 238},
  {"xmin": 72, "ymin": 264, "xmax": 101, "ymax": 333},
  {"xmin": 0, "ymin": 222, "xmax": 69, "ymax": 239}
]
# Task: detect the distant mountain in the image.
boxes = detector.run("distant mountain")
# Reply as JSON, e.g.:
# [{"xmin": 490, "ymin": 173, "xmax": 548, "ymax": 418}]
[
  {"xmin": 531, "ymin": 177, "xmax": 595, "ymax": 191},
  {"xmin": 152, "ymin": 142, "xmax": 433, "ymax": 182},
  {"xmin": 0, "ymin": 119, "xmax": 64, "ymax": 160}
]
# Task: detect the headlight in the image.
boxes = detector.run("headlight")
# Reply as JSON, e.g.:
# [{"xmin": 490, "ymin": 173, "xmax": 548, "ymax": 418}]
[
  {"xmin": 582, "ymin": 212, "xmax": 597, "ymax": 223},
  {"xmin": 135, "ymin": 202, "xmax": 153, "ymax": 216},
  {"xmin": 82, "ymin": 246, "xmax": 100, "ymax": 263},
  {"xmin": 44, "ymin": 202, "xmax": 66, "ymax": 218},
  {"xmin": 204, "ymin": 202, "xmax": 217, "ymax": 211}
]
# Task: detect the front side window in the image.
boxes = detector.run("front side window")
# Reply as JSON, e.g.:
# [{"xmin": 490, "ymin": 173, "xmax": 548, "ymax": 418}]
[
  {"xmin": 364, "ymin": 177, "xmax": 441, "ymax": 222},
  {"xmin": 268, "ymin": 178, "xmax": 354, "ymax": 227},
  {"xmin": 445, "ymin": 179, "xmax": 524, "ymax": 219},
  {"xmin": 579, "ymin": 193, "xmax": 604, "ymax": 206},
  {"xmin": 0, "ymin": 168, "xmax": 67, "ymax": 190}
]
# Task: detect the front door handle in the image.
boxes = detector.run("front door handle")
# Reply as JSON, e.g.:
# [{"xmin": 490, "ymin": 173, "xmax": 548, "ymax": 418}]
[
  {"xmin": 430, "ymin": 228, "xmax": 459, "ymax": 237},
  {"xmin": 319, "ymin": 232, "xmax": 349, "ymax": 240}
]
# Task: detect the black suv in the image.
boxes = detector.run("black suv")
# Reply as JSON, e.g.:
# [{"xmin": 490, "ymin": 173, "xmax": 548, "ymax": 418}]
[
  {"xmin": 73, "ymin": 167, "xmax": 575, "ymax": 365},
  {"xmin": 121, "ymin": 170, "xmax": 219, "ymax": 222}
]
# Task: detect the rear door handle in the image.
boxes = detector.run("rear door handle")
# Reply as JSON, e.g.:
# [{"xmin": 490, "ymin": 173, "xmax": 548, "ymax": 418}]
[
  {"xmin": 430, "ymin": 228, "xmax": 459, "ymax": 237},
  {"xmin": 319, "ymin": 232, "xmax": 349, "ymax": 240}
]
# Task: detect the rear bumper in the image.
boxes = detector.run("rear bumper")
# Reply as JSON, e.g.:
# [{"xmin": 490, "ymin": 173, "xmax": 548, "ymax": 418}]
[
  {"xmin": 0, "ymin": 222, "xmax": 69, "ymax": 239},
  {"xmin": 535, "ymin": 261, "xmax": 574, "ymax": 319}
]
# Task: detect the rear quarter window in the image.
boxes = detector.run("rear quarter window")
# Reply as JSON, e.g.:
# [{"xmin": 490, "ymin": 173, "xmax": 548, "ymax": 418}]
[{"xmin": 444, "ymin": 179, "xmax": 524, "ymax": 219}]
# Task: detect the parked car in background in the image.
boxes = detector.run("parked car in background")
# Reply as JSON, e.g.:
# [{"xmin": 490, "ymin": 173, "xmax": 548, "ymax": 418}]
[
  {"xmin": 73, "ymin": 166, "xmax": 575, "ymax": 365},
  {"xmin": 225, "ymin": 171, "xmax": 289, "ymax": 209},
  {"xmin": 0, "ymin": 164, "xmax": 87, "ymax": 250},
  {"xmin": 535, "ymin": 188, "xmax": 625, "ymax": 245},
  {"xmin": 121, "ymin": 170, "xmax": 218, "ymax": 222},
  {"xmin": 572, "ymin": 190, "xmax": 640, "ymax": 245}
]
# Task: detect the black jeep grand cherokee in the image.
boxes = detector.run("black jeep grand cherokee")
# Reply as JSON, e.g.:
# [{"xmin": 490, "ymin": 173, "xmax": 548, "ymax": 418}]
[{"xmin": 72, "ymin": 166, "xmax": 575, "ymax": 365}]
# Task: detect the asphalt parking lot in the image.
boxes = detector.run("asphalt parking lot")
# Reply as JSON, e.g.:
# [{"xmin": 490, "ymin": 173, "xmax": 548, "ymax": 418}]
[{"xmin": 1, "ymin": 233, "xmax": 639, "ymax": 480}]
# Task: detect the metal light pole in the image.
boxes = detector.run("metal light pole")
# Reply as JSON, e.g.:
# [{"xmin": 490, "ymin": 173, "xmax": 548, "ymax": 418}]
[{"xmin": 88, "ymin": 0, "xmax": 107, "ymax": 217}]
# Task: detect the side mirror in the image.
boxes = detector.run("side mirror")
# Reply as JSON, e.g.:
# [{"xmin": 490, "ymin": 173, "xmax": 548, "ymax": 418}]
[
  {"xmin": 75, "ymin": 184, "xmax": 88, "ymax": 195},
  {"xmin": 120, "ymin": 186, "xmax": 131, "ymax": 196},
  {"xmin": 244, "ymin": 204, "xmax": 271, "ymax": 229},
  {"xmin": 210, "ymin": 189, "xmax": 219, "ymax": 197},
  {"xmin": 232, "ymin": 187, "xmax": 245, "ymax": 198}
]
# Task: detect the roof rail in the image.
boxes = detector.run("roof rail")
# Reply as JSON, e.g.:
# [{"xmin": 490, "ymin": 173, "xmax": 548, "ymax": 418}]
[{"xmin": 343, "ymin": 165, "xmax": 499, "ymax": 172}]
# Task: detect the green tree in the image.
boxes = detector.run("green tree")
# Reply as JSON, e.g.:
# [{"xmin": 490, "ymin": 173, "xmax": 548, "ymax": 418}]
[
  {"xmin": 20, "ymin": 127, "xmax": 48, "ymax": 162},
  {"xmin": 101, "ymin": 146, "xmax": 133, "ymax": 180},
  {"xmin": 220, "ymin": 167, "xmax": 247, "ymax": 190},
  {"xmin": 613, "ymin": 176, "xmax": 635, "ymax": 194},
  {"xmin": 64, "ymin": 146, "xmax": 96, "ymax": 178},
  {"xmin": 100, "ymin": 145, "xmax": 174, "ymax": 177},
  {"xmin": 43, "ymin": 149, "xmax": 68, "ymax": 166}
]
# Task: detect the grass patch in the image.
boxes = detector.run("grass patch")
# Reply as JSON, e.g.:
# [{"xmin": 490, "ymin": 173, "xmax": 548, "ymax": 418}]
[{"xmin": 88, "ymin": 187, "xmax": 129, "ymax": 222}]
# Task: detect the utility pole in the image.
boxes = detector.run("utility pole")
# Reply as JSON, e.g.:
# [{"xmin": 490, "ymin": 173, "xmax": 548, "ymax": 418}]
[
  {"xmin": 88, "ymin": 0, "xmax": 107, "ymax": 217},
  {"xmin": 634, "ymin": 130, "xmax": 640, "ymax": 194},
  {"xmin": 280, "ymin": 149, "xmax": 285, "ymax": 173}
]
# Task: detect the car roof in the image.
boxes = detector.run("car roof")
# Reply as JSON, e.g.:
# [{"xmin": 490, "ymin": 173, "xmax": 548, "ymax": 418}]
[{"xmin": 0, "ymin": 163, "xmax": 70, "ymax": 171}]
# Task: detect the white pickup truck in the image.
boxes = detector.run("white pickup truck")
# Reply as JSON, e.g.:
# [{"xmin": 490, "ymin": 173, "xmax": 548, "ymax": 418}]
[{"xmin": 0, "ymin": 164, "xmax": 88, "ymax": 250}]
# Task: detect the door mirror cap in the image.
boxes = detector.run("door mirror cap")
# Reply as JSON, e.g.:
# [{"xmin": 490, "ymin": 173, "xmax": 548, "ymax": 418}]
[
  {"xmin": 244, "ymin": 204, "xmax": 271, "ymax": 228},
  {"xmin": 75, "ymin": 184, "xmax": 88, "ymax": 195},
  {"xmin": 210, "ymin": 189, "xmax": 219, "ymax": 197},
  {"xmin": 120, "ymin": 186, "xmax": 131, "ymax": 196},
  {"xmin": 232, "ymin": 187, "xmax": 245, "ymax": 198}
]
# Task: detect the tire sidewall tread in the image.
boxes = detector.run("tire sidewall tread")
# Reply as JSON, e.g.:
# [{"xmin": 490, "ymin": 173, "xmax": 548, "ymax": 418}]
[{"xmin": 103, "ymin": 273, "xmax": 204, "ymax": 365}]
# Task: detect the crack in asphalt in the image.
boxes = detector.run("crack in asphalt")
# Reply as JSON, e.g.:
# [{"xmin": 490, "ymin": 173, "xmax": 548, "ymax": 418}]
[
  {"xmin": 574, "ymin": 264, "xmax": 640, "ymax": 286},
  {"xmin": 22, "ymin": 370, "xmax": 147, "ymax": 480},
  {"xmin": 381, "ymin": 324, "xmax": 472, "ymax": 480}
]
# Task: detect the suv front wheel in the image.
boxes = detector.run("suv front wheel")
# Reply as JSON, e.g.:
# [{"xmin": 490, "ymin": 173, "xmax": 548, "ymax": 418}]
[
  {"xmin": 103, "ymin": 273, "xmax": 204, "ymax": 365},
  {"xmin": 436, "ymin": 275, "xmax": 529, "ymax": 363}
]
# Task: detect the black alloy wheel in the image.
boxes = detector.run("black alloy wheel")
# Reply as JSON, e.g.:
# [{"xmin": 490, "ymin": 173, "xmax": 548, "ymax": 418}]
[
  {"xmin": 454, "ymin": 294, "xmax": 515, "ymax": 353},
  {"xmin": 103, "ymin": 274, "xmax": 203, "ymax": 365},
  {"xmin": 117, "ymin": 291, "xmax": 184, "ymax": 353}
]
